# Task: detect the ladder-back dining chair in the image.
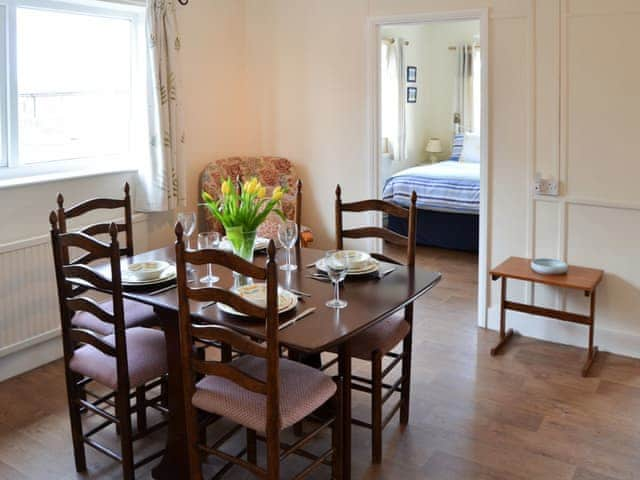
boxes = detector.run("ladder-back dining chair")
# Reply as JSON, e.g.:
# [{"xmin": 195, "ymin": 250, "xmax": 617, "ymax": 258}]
[
  {"xmin": 50, "ymin": 214, "xmax": 168, "ymax": 480},
  {"xmin": 329, "ymin": 185, "xmax": 417, "ymax": 464},
  {"xmin": 174, "ymin": 224, "xmax": 341, "ymax": 479},
  {"xmin": 55, "ymin": 183, "xmax": 158, "ymax": 336}
]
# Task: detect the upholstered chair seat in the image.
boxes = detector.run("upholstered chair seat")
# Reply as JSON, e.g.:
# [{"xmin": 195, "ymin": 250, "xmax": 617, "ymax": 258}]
[
  {"xmin": 331, "ymin": 313, "xmax": 410, "ymax": 361},
  {"xmin": 73, "ymin": 299, "xmax": 157, "ymax": 336},
  {"xmin": 69, "ymin": 327, "xmax": 167, "ymax": 390},
  {"xmin": 192, "ymin": 355, "xmax": 336, "ymax": 434}
]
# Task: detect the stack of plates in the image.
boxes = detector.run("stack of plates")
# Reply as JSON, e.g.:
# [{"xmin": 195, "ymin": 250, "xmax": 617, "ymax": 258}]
[
  {"xmin": 218, "ymin": 283, "xmax": 298, "ymax": 317},
  {"xmin": 219, "ymin": 236, "xmax": 270, "ymax": 253},
  {"xmin": 122, "ymin": 261, "xmax": 176, "ymax": 287},
  {"xmin": 315, "ymin": 250, "xmax": 379, "ymax": 276}
]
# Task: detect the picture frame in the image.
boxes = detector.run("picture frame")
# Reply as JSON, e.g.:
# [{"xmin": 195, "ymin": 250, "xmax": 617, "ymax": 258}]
[
  {"xmin": 407, "ymin": 87, "xmax": 417, "ymax": 103},
  {"xmin": 407, "ymin": 66, "xmax": 417, "ymax": 83}
]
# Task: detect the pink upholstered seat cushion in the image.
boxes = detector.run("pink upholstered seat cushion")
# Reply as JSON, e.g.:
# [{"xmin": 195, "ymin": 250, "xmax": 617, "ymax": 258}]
[
  {"xmin": 69, "ymin": 327, "xmax": 167, "ymax": 390},
  {"xmin": 73, "ymin": 299, "xmax": 157, "ymax": 337},
  {"xmin": 336, "ymin": 313, "xmax": 410, "ymax": 360},
  {"xmin": 192, "ymin": 356, "xmax": 336, "ymax": 434}
]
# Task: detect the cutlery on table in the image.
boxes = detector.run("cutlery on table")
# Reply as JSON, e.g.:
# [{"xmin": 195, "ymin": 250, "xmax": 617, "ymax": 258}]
[
  {"xmin": 304, "ymin": 261, "xmax": 319, "ymax": 268},
  {"xmin": 287, "ymin": 288, "xmax": 311, "ymax": 298},
  {"xmin": 377, "ymin": 268, "xmax": 396, "ymax": 280},
  {"xmin": 278, "ymin": 307, "xmax": 316, "ymax": 331},
  {"xmin": 306, "ymin": 274, "xmax": 330, "ymax": 283},
  {"xmin": 149, "ymin": 284, "xmax": 177, "ymax": 296},
  {"xmin": 201, "ymin": 301, "xmax": 216, "ymax": 310}
]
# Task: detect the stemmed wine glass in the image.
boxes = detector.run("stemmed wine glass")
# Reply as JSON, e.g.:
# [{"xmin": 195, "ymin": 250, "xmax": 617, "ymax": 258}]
[
  {"xmin": 278, "ymin": 220, "xmax": 298, "ymax": 271},
  {"xmin": 176, "ymin": 212, "xmax": 196, "ymax": 249},
  {"xmin": 197, "ymin": 232, "xmax": 220, "ymax": 284},
  {"xmin": 325, "ymin": 250, "xmax": 348, "ymax": 309}
]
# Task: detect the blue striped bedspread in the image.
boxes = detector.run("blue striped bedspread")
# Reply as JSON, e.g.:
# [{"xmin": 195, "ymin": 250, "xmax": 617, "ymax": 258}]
[{"xmin": 382, "ymin": 161, "xmax": 480, "ymax": 214}]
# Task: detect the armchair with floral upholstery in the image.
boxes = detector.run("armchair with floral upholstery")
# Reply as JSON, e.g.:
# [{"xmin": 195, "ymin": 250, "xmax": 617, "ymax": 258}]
[{"xmin": 199, "ymin": 156, "xmax": 314, "ymax": 247}]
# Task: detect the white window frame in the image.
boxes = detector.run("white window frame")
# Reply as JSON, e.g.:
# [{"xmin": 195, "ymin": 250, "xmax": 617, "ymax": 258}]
[{"xmin": 0, "ymin": 0, "xmax": 146, "ymax": 185}]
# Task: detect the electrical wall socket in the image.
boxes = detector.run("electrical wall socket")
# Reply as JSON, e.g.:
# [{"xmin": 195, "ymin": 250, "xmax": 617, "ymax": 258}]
[{"xmin": 534, "ymin": 177, "xmax": 559, "ymax": 196}]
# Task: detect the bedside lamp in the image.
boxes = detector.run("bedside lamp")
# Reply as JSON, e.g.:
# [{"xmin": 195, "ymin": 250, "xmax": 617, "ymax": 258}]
[{"xmin": 425, "ymin": 138, "xmax": 442, "ymax": 163}]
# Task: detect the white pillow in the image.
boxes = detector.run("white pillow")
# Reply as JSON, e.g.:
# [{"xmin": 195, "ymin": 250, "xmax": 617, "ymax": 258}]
[{"xmin": 460, "ymin": 133, "xmax": 481, "ymax": 163}]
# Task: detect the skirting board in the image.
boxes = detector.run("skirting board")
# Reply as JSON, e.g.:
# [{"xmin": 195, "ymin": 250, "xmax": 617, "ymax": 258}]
[
  {"xmin": 0, "ymin": 334, "xmax": 62, "ymax": 382},
  {"xmin": 487, "ymin": 306, "xmax": 640, "ymax": 360}
]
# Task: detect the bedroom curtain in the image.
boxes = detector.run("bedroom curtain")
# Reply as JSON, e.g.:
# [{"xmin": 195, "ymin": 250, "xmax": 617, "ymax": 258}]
[
  {"xmin": 381, "ymin": 38, "xmax": 407, "ymax": 163},
  {"xmin": 453, "ymin": 43, "xmax": 474, "ymax": 135},
  {"xmin": 136, "ymin": 0, "xmax": 186, "ymax": 212}
]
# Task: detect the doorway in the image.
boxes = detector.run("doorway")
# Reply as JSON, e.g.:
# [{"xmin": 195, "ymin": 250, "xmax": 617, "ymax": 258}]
[{"xmin": 367, "ymin": 10, "xmax": 489, "ymax": 327}]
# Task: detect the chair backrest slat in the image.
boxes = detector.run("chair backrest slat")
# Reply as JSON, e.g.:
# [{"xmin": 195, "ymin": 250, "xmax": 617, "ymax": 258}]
[
  {"xmin": 184, "ymin": 249, "xmax": 267, "ymax": 281},
  {"xmin": 70, "ymin": 329, "xmax": 116, "ymax": 356},
  {"xmin": 187, "ymin": 287, "xmax": 267, "ymax": 318},
  {"xmin": 190, "ymin": 324, "xmax": 267, "ymax": 358},
  {"xmin": 67, "ymin": 297, "xmax": 115, "ymax": 325},
  {"xmin": 340, "ymin": 198, "xmax": 410, "ymax": 219},
  {"xmin": 62, "ymin": 264, "xmax": 113, "ymax": 292},
  {"xmin": 341, "ymin": 226, "xmax": 408, "ymax": 246},
  {"xmin": 81, "ymin": 222, "xmax": 128, "ymax": 237},
  {"xmin": 175, "ymin": 222, "xmax": 280, "ymax": 436},
  {"xmin": 335, "ymin": 185, "xmax": 418, "ymax": 266}
]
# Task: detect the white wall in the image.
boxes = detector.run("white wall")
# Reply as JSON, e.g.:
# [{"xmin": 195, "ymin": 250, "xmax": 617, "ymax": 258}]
[
  {"xmin": 241, "ymin": 0, "xmax": 640, "ymax": 358},
  {"xmin": 422, "ymin": 20, "xmax": 479, "ymax": 159}
]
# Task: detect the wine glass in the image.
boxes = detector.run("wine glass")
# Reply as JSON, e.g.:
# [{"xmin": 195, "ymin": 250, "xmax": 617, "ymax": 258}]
[
  {"xmin": 176, "ymin": 212, "xmax": 196, "ymax": 249},
  {"xmin": 197, "ymin": 232, "xmax": 220, "ymax": 284},
  {"xmin": 325, "ymin": 250, "xmax": 348, "ymax": 309},
  {"xmin": 277, "ymin": 220, "xmax": 298, "ymax": 271}
]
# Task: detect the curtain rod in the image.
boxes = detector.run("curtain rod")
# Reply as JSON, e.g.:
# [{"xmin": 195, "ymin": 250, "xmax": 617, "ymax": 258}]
[
  {"xmin": 448, "ymin": 45, "xmax": 481, "ymax": 50},
  {"xmin": 382, "ymin": 38, "xmax": 409, "ymax": 46}
]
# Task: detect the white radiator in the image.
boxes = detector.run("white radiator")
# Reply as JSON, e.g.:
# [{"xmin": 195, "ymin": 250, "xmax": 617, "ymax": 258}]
[{"xmin": 0, "ymin": 214, "xmax": 150, "ymax": 380}]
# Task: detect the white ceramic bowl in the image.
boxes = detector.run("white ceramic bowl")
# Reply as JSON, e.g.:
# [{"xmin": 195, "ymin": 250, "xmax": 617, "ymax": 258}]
[
  {"xmin": 530, "ymin": 258, "xmax": 568, "ymax": 275},
  {"xmin": 333, "ymin": 250, "xmax": 371, "ymax": 270},
  {"xmin": 127, "ymin": 261, "xmax": 171, "ymax": 281}
]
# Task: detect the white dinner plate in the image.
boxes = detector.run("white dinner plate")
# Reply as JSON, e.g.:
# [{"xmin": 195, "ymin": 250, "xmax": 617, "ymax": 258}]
[
  {"xmin": 218, "ymin": 236, "xmax": 270, "ymax": 253},
  {"xmin": 217, "ymin": 284, "xmax": 298, "ymax": 317},
  {"xmin": 315, "ymin": 257, "xmax": 379, "ymax": 276},
  {"xmin": 121, "ymin": 264, "xmax": 176, "ymax": 286}
]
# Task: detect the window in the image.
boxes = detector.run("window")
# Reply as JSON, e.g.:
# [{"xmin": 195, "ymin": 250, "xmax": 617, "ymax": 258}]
[{"xmin": 0, "ymin": 0, "xmax": 146, "ymax": 181}]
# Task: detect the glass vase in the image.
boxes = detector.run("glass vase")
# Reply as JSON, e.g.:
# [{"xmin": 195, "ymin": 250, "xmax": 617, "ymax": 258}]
[{"xmin": 226, "ymin": 226, "xmax": 257, "ymax": 287}]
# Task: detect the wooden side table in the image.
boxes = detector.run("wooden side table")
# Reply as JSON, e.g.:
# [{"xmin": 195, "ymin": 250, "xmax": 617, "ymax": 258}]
[{"xmin": 489, "ymin": 257, "xmax": 604, "ymax": 377}]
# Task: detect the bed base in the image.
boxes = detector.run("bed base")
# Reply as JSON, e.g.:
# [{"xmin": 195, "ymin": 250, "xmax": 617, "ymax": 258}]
[{"xmin": 387, "ymin": 209, "xmax": 479, "ymax": 253}]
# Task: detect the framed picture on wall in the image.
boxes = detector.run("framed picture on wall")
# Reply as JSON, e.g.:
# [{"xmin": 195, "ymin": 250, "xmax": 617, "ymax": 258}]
[
  {"xmin": 407, "ymin": 87, "xmax": 417, "ymax": 103},
  {"xmin": 407, "ymin": 66, "xmax": 417, "ymax": 82}
]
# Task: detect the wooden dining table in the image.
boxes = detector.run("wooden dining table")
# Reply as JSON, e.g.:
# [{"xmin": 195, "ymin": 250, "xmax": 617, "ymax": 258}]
[{"xmin": 91, "ymin": 244, "xmax": 441, "ymax": 479}]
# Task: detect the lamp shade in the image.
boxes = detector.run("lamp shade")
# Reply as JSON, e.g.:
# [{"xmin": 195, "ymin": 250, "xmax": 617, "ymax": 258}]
[{"xmin": 426, "ymin": 138, "xmax": 443, "ymax": 153}]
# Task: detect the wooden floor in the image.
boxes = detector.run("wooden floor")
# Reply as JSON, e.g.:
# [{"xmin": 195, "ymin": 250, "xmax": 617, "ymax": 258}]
[{"xmin": 2, "ymin": 246, "xmax": 640, "ymax": 479}]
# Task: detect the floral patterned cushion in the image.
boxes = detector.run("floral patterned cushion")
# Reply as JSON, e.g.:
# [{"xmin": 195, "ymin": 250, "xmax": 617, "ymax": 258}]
[{"xmin": 199, "ymin": 156, "xmax": 310, "ymax": 241}]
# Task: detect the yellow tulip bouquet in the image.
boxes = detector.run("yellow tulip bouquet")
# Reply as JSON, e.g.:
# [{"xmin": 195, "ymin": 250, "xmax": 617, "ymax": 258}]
[{"xmin": 201, "ymin": 177, "xmax": 286, "ymax": 263}]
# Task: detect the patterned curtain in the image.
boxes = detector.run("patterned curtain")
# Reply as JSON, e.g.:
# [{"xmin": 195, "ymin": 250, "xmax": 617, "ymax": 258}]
[{"xmin": 136, "ymin": 0, "xmax": 185, "ymax": 212}]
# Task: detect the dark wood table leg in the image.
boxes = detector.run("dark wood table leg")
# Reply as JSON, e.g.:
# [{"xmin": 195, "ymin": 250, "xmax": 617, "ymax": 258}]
[
  {"xmin": 338, "ymin": 341, "xmax": 352, "ymax": 480},
  {"xmin": 582, "ymin": 289, "xmax": 599, "ymax": 377},
  {"xmin": 491, "ymin": 276, "xmax": 515, "ymax": 356},
  {"xmin": 152, "ymin": 308, "xmax": 191, "ymax": 479}
]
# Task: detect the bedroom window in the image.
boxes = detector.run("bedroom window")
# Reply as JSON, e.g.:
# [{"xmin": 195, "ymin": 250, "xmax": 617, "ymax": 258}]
[{"xmin": 0, "ymin": 0, "xmax": 146, "ymax": 182}]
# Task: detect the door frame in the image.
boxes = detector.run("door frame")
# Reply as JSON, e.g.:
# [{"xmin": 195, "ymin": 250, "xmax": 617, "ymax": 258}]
[{"xmin": 366, "ymin": 8, "xmax": 490, "ymax": 327}]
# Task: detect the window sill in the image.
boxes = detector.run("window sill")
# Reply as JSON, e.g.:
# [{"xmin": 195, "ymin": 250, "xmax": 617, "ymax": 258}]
[{"xmin": 0, "ymin": 165, "xmax": 138, "ymax": 190}]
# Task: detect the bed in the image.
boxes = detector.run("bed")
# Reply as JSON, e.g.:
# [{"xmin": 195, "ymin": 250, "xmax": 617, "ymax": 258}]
[{"xmin": 382, "ymin": 159, "xmax": 480, "ymax": 252}]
